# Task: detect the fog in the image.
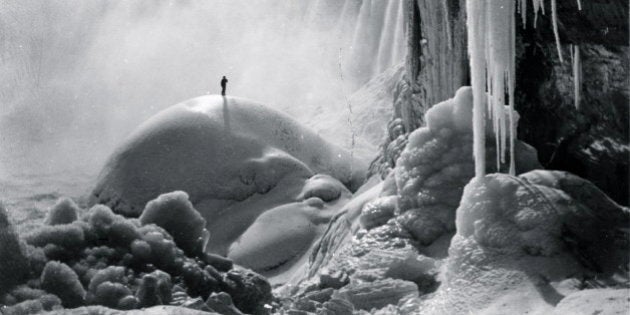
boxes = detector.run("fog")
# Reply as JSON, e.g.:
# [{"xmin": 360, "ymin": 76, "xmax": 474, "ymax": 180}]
[{"xmin": 0, "ymin": 0, "xmax": 404, "ymax": 176}]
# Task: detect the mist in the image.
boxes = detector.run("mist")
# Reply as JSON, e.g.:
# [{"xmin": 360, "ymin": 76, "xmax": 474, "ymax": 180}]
[{"xmin": 0, "ymin": 0, "xmax": 404, "ymax": 176}]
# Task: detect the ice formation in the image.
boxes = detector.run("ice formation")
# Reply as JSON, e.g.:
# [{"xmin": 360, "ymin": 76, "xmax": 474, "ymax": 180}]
[
  {"xmin": 282, "ymin": 87, "xmax": 541, "ymax": 313},
  {"xmin": 467, "ymin": 0, "xmax": 569, "ymax": 178},
  {"xmin": 467, "ymin": 0, "xmax": 516, "ymax": 178},
  {"xmin": 571, "ymin": 44, "xmax": 582, "ymax": 109},
  {"xmin": 417, "ymin": 170, "xmax": 630, "ymax": 314}
]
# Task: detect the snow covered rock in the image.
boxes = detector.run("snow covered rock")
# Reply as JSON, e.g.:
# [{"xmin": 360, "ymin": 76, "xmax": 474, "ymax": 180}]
[
  {"xmin": 416, "ymin": 170, "xmax": 629, "ymax": 314},
  {"xmin": 140, "ymin": 191, "xmax": 209, "ymax": 256},
  {"xmin": 40, "ymin": 261, "xmax": 86, "ymax": 308},
  {"xmin": 45, "ymin": 197, "xmax": 80, "ymax": 225}
]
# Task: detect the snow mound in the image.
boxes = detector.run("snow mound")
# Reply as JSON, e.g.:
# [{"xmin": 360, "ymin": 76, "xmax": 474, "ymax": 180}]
[
  {"xmin": 89, "ymin": 95, "xmax": 365, "ymax": 284},
  {"xmin": 226, "ymin": 174, "xmax": 352, "ymax": 283},
  {"xmin": 90, "ymin": 95, "xmax": 366, "ymax": 217}
]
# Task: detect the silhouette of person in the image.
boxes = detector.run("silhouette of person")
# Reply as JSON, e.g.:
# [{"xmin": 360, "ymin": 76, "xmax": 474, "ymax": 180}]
[{"xmin": 220, "ymin": 76, "xmax": 228, "ymax": 96}]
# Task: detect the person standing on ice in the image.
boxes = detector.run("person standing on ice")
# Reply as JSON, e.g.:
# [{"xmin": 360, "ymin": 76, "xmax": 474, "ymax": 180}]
[{"xmin": 220, "ymin": 76, "xmax": 228, "ymax": 96}]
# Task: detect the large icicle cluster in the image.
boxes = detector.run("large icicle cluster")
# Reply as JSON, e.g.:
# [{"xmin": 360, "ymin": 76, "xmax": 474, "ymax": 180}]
[
  {"xmin": 466, "ymin": 0, "xmax": 517, "ymax": 179},
  {"xmin": 467, "ymin": 0, "xmax": 571, "ymax": 178}
]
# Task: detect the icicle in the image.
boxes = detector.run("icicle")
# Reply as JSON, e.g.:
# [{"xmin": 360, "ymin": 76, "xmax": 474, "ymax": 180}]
[
  {"xmin": 551, "ymin": 0, "xmax": 564, "ymax": 62},
  {"xmin": 488, "ymin": 1, "xmax": 513, "ymax": 172},
  {"xmin": 508, "ymin": 4, "xmax": 517, "ymax": 175},
  {"xmin": 576, "ymin": 0, "xmax": 582, "ymax": 10},
  {"xmin": 467, "ymin": 0, "xmax": 487, "ymax": 179},
  {"xmin": 466, "ymin": 0, "xmax": 582, "ymax": 177},
  {"xmin": 572, "ymin": 44, "xmax": 581, "ymax": 110},
  {"xmin": 520, "ymin": 0, "xmax": 527, "ymax": 27},
  {"xmin": 467, "ymin": 0, "xmax": 519, "ymax": 178},
  {"xmin": 441, "ymin": 0, "xmax": 453, "ymax": 50},
  {"xmin": 531, "ymin": 0, "xmax": 546, "ymax": 27}
]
